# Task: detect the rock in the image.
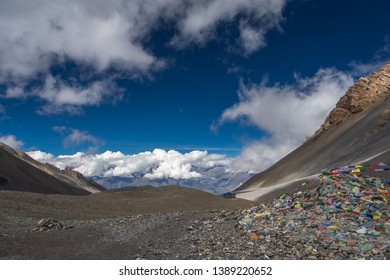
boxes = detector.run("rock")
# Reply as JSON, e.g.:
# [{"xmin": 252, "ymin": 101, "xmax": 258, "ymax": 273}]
[
  {"xmin": 63, "ymin": 167, "xmax": 85, "ymax": 179},
  {"xmin": 266, "ymin": 251, "xmax": 275, "ymax": 257},
  {"xmin": 356, "ymin": 227, "xmax": 367, "ymax": 234},
  {"xmin": 259, "ymin": 234, "xmax": 265, "ymax": 240},
  {"xmin": 372, "ymin": 248, "xmax": 380, "ymax": 255},
  {"xmin": 339, "ymin": 246, "xmax": 353, "ymax": 254},
  {"xmin": 314, "ymin": 62, "xmax": 390, "ymax": 136},
  {"xmin": 250, "ymin": 232, "xmax": 259, "ymax": 241},
  {"xmin": 35, "ymin": 218, "xmax": 64, "ymax": 232},
  {"xmin": 37, "ymin": 219, "xmax": 46, "ymax": 228},
  {"xmin": 186, "ymin": 225, "xmax": 195, "ymax": 231}
]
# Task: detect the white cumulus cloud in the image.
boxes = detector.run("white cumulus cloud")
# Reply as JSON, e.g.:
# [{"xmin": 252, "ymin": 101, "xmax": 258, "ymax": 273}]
[
  {"xmin": 27, "ymin": 148, "xmax": 233, "ymax": 180},
  {"xmin": 216, "ymin": 68, "xmax": 354, "ymax": 172},
  {"xmin": 0, "ymin": 0, "xmax": 159, "ymax": 81},
  {"xmin": 0, "ymin": 134, "xmax": 24, "ymax": 149},
  {"xmin": 37, "ymin": 76, "xmax": 121, "ymax": 115},
  {"xmin": 27, "ymin": 150, "xmax": 54, "ymax": 161},
  {"xmin": 239, "ymin": 23, "xmax": 267, "ymax": 55},
  {"xmin": 2, "ymin": 75, "xmax": 123, "ymax": 115}
]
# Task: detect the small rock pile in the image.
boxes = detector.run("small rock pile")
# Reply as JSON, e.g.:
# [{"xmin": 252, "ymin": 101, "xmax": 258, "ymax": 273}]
[{"xmin": 35, "ymin": 218, "xmax": 65, "ymax": 232}]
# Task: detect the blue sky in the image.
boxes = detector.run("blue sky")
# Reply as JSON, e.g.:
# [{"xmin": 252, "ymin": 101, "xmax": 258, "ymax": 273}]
[{"xmin": 1, "ymin": 0, "xmax": 390, "ymax": 177}]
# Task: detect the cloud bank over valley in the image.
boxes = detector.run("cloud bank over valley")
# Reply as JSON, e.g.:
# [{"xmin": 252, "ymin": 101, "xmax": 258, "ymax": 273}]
[{"xmin": 28, "ymin": 149, "xmax": 252, "ymax": 194}]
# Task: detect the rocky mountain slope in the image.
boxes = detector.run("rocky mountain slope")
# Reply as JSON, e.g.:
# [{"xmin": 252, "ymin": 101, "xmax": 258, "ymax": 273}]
[
  {"xmin": 0, "ymin": 142, "xmax": 105, "ymax": 194},
  {"xmin": 316, "ymin": 62, "xmax": 390, "ymax": 135},
  {"xmin": 236, "ymin": 62, "xmax": 390, "ymax": 201}
]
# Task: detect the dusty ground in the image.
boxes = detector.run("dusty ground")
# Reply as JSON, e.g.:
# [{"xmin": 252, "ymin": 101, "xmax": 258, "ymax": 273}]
[{"xmin": 0, "ymin": 187, "xmax": 253, "ymax": 259}]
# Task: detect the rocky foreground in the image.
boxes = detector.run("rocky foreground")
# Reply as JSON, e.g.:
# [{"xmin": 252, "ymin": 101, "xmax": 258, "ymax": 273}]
[
  {"xmin": 1, "ymin": 168, "xmax": 389, "ymax": 260},
  {"xmin": 138, "ymin": 170, "xmax": 389, "ymax": 260}
]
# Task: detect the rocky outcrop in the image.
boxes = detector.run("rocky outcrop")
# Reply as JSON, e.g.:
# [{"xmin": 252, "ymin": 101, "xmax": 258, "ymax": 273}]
[
  {"xmin": 63, "ymin": 166, "xmax": 106, "ymax": 192},
  {"xmin": 64, "ymin": 167, "xmax": 84, "ymax": 179},
  {"xmin": 315, "ymin": 62, "xmax": 390, "ymax": 135}
]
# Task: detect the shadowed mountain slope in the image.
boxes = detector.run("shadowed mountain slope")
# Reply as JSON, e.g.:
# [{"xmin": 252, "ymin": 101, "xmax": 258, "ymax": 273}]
[{"xmin": 0, "ymin": 142, "xmax": 105, "ymax": 195}]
